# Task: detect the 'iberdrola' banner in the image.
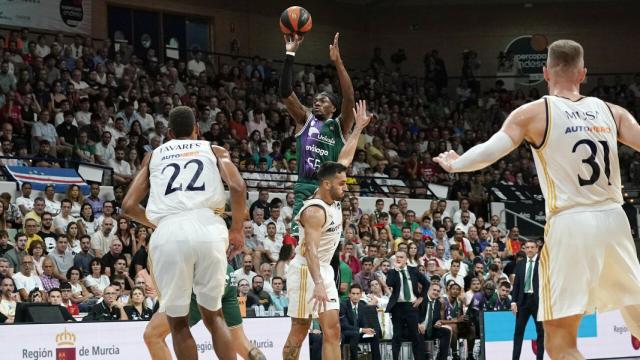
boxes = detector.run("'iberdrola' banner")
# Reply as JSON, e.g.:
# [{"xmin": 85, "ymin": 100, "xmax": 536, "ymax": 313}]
[{"xmin": 0, "ymin": 0, "xmax": 92, "ymax": 35}]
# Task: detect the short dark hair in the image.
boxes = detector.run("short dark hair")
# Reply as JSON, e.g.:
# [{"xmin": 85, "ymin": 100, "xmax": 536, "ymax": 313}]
[
  {"xmin": 317, "ymin": 161, "xmax": 347, "ymax": 182},
  {"xmin": 272, "ymin": 276, "xmax": 284, "ymax": 284},
  {"xmin": 450, "ymin": 259, "xmax": 461, "ymax": 266},
  {"xmin": 499, "ymin": 281, "xmax": 511, "ymax": 289},
  {"xmin": 350, "ymin": 283, "xmax": 362, "ymax": 292},
  {"xmin": 361, "ymin": 257, "xmax": 374, "ymax": 265},
  {"xmin": 168, "ymin": 106, "xmax": 196, "ymax": 138}
]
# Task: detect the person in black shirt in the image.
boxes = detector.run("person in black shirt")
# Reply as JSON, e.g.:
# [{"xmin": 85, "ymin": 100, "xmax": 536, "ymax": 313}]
[
  {"xmin": 83, "ymin": 285, "xmax": 127, "ymax": 321},
  {"xmin": 124, "ymin": 286, "xmax": 153, "ymax": 320},
  {"xmin": 47, "ymin": 288, "xmax": 75, "ymax": 322},
  {"xmin": 246, "ymin": 275, "xmax": 272, "ymax": 311},
  {"xmin": 0, "ymin": 230, "xmax": 13, "ymax": 257},
  {"xmin": 56, "ymin": 111, "xmax": 79, "ymax": 157}
]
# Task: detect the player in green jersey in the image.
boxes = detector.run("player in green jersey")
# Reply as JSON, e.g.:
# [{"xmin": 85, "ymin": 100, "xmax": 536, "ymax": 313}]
[{"xmin": 279, "ymin": 32, "xmax": 356, "ymax": 236}]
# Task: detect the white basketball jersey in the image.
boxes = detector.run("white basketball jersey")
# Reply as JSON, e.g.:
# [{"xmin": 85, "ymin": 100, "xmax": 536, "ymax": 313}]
[
  {"xmin": 294, "ymin": 198, "xmax": 342, "ymax": 264},
  {"xmin": 146, "ymin": 139, "xmax": 226, "ymax": 225},
  {"xmin": 532, "ymin": 95, "xmax": 622, "ymax": 219}
]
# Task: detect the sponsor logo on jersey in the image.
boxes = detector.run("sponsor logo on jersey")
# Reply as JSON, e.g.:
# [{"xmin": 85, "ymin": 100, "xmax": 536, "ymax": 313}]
[
  {"xmin": 305, "ymin": 144, "xmax": 329, "ymax": 156},
  {"xmin": 564, "ymin": 125, "xmax": 611, "ymax": 134}
]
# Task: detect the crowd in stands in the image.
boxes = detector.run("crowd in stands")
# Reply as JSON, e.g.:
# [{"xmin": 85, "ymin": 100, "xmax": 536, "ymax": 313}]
[{"xmin": 0, "ymin": 26, "xmax": 638, "ymax": 358}]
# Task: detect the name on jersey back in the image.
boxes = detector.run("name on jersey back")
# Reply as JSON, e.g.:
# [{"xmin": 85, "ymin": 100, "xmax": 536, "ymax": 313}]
[{"xmin": 159, "ymin": 142, "xmax": 202, "ymax": 160}]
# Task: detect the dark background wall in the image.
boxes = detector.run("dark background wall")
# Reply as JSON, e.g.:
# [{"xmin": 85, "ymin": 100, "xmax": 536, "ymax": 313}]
[{"xmin": 93, "ymin": 0, "xmax": 640, "ymax": 76}]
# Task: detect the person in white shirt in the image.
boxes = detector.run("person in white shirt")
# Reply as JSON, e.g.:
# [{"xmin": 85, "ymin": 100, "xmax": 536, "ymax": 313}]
[
  {"xmin": 94, "ymin": 131, "xmax": 115, "ymax": 165},
  {"xmin": 34, "ymin": 35, "xmax": 51, "ymax": 58},
  {"xmin": 452, "ymin": 199, "xmax": 476, "ymax": 226},
  {"xmin": 258, "ymin": 263, "xmax": 274, "ymax": 294},
  {"xmin": 42, "ymin": 185, "xmax": 61, "ymax": 216},
  {"xmin": 262, "ymin": 223, "xmax": 283, "ymax": 263},
  {"xmin": 136, "ymin": 101, "xmax": 155, "ymax": 134},
  {"xmin": 70, "ymin": 69, "xmax": 89, "ymax": 95},
  {"xmin": 15, "ymin": 182, "xmax": 34, "ymax": 217},
  {"xmin": 106, "ymin": 117, "xmax": 128, "ymax": 145},
  {"xmin": 72, "ymin": 98, "xmax": 91, "ymax": 127},
  {"xmin": 265, "ymin": 206, "xmax": 286, "ymax": 242},
  {"xmin": 251, "ymin": 208, "xmax": 267, "ymax": 243},
  {"xmin": 31, "ymin": 110, "xmax": 58, "ymax": 154},
  {"xmin": 109, "ymin": 147, "xmax": 132, "ymax": 186},
  {"xmin": 90, "ymin": 217, "xmax": 116, "ymax": 258},
  {"xmin": 12, "ymin": 255, "xmax": 44, "ymax": 301},
  {"xmin": 232, "ymin": 254, "xmax": 257, "ymax": 287},
  {"xmin": 53, "ymin": 199, "xmax": 74, "ymax": 234},
  {"xmin": 187, "ymin": 52, "xmax": 206, "ymax": 77},
  {"xmin": 441, "ymin": 259, "xmax": 465, "ymax": 290}
]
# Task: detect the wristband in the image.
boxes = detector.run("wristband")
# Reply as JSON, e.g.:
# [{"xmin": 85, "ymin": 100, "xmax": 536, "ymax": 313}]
[{"xmin": 286, "ymin": 51, "xmax": 296, "ymax": 56}]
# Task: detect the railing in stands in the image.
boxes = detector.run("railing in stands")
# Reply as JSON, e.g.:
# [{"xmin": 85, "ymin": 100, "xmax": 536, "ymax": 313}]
[{"xmin": 500, "ymin": 207, "xmax": 545, "ymax": 241}]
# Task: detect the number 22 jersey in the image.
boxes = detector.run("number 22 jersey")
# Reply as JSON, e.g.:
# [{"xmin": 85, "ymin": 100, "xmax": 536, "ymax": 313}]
[
  {"xmin": 146, "ymin": 140, "xmax": 226, "ymax": 225},
  {"xmin": 532, "ymin": 95, "xmax": 622, "ymax": 219}
]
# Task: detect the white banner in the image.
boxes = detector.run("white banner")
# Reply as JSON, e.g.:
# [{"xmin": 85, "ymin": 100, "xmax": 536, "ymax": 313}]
[
  {"xmin": 0, "ymin": 0, "xmax": 92, "ymax": 35},
  {"xmin": 0, "ymin": 317, "xmax": 310, "ymax": 359},
  {"xmin": 485, "ymin": 310, "xmax": 640, "ymax": 359}
]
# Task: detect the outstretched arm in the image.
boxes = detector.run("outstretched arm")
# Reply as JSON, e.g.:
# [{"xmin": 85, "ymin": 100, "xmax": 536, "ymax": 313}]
[
  {"xmin": 338, "ymin": 100, "xmax": 372, "ymax": 167},
  {"xmin": 434, "ymin": 101, "xmax": 534, "ymax": 173},
  {"xmin": 612, "ymin": 102, "xmax": 640, "ymax": 152},
  {"xmin": 279, "ymin": 34, "xmax": 309, "ymax": 130},
  {"xmin": 330, "ymin": 33, "xmax": 355, "ymax": 136},
  {"xmin": 122, "ymin": 153, "xmax": 155, "ymax": 229}
]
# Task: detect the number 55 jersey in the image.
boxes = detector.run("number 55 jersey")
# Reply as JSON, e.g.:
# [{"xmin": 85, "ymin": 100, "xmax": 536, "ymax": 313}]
[
  {"xmin": 532, "ymin": 95, "xmax": 622, "ymax": 219},
  {"xmin": 147, "ymin": 139, "xmax": 227, "ymax": 225}
]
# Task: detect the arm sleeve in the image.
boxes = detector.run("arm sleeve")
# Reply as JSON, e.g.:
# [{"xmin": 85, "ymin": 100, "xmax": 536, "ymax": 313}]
[
  {"xmin": 279, "ymin": 55, "xmax": 295, "ymax": 98},
  {"xmin": 450, "ymin": 131, "xmax": 517, "ymax": 173}
]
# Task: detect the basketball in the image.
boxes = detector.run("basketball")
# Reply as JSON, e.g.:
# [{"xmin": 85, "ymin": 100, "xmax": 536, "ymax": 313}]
[{"xmin": 279, "ymin": 6, "xmax": 313, "ymax": 35}]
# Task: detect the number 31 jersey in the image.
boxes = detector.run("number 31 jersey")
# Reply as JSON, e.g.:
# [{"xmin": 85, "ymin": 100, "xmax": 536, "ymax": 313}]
[
  {"xmin": 532, "ymin": 95, "xmax": 622, "ymax": 219},
  {"xmin": 146, "ymin": 140, "xmax": 226, "ymax": 225}
]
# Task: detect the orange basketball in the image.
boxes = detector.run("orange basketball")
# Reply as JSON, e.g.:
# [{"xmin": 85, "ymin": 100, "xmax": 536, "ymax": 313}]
[{"xmin": 279, "ymin": 6, "xmax": 313, "ymax": 35}]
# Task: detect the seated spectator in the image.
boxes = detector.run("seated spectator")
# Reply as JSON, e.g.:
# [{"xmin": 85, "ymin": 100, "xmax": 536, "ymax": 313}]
[
  {"xmin": 24, "ymin": 197, "xmax": 46, "ymax": 231},
  {"xmin": 246, "ymin": 275, "xmax": 272, "ymax": 311},
  {"xmin": 0, "ymin": 258, "xmax": 10, "ymax": 278},
  {"xmin": 110, "ymin": 257, "xmax": 134, "ymax": 292},
  {"xmin": 42, "ymin": 185, "xmax": 61, "ymax": 216},
  {"xmin": 73, "ymin": 235, "xmax": 94, "ymax": 276},
  {"xmin": 90, "ymin": 217, "xmax": 116, "ymax": 257},
  {"xmin": 84, "ymin": 258, "xmax": 110, "ymax": 297},
  {"xmin": 59, "ymin": 282, "xmax": 79, "ymax": 316},
  {"xmin": 258, "ymin": 263, "xmax": 274, "ymax": 294},
  {"xmin": 341, "ymin": 242, "xmax": 361, "ymax": 275},
  {"xmin": 0, "ymin": 230, "xmax": 13, "ymax": 258},
  {"xmin": 49, "ymin": 235, "xmax": 74, "ymax": 277},
  {"xmin": 339, "ymin": 284, "xmax": 381, "ymax": 360},
  {"xmin": 0, "ymin": 276, "xmax": 18, "ymax": 323},
  {"xmin": 12, "ymin": 255, "xmax": 43, "ymax": 301},
  {"xmin": 32, "ymin": 140, "xmax": 60, "ymax": 168},
  {"xmin": 418, "ymin": 282, "xmax": 451, "ymax": 360},
  {"xmin": 24, "ymin": 219, "xmax": 44, "ymax": 247},
  {"xmin": 123, "ymin": 286, "xmax": 152, "ymax": 320},
  {"xmin": 53, "ymin": 199, "xmax": 74, "ymax": 234},
  {"xmin": 353, "ymin": 257, "xmax": 377, "ymax": 294},
  {"xmin": 233, "ymin": 254, "xmax": 257, "ymax": 287},
  {"xmin": 109, "ymin": 147, "xmax": 133, "ymax": 186},
  {"xmin": 83, "ymin": 285, "xmax": 127, "ymax": 321},
  {"xmin": 269, "ymin": 276, "xmax": 288, "ymax": 311},
  {"xmin": 4, "ymin": 232, "xmax": 27, "ymax": 272},
  {"xmin": 441, "ymin": 259, "xmax": 465, "ymax": 290},
  {"xmin": 65, "ymin": 266, "xmax": 90, "ymax": 305},
  {"xmin": 15, "ymin": 182, "xmax": 34, "ymax": 217},
  {"xmin": 77, "ymin": 204, "xmax": 98, "ymax": 237},
  {"xmin": 367, "ymin": 279, "xmax": 393, "ymax": 340},
  {"xmin": 40, "ymin": 257, "xmax": 61, "ymax": 292},
  {"xmin": 261, "ymin": 223, "xmax": 282, "ymax": 263}
]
